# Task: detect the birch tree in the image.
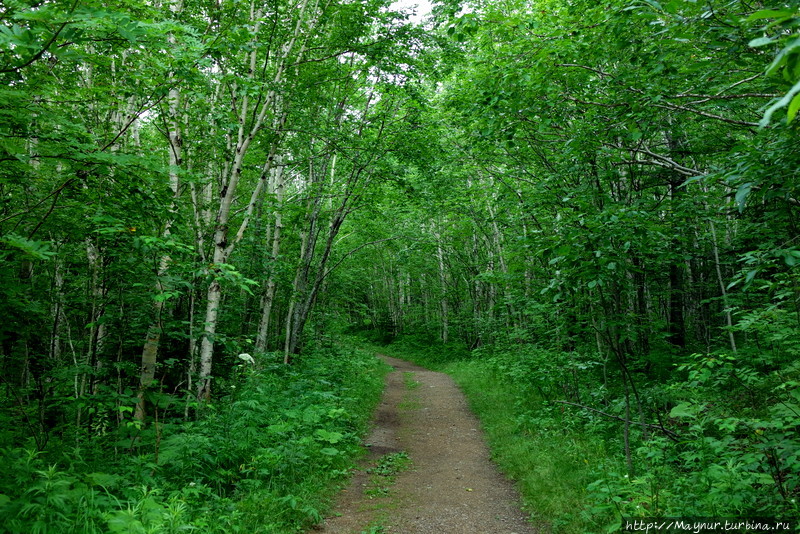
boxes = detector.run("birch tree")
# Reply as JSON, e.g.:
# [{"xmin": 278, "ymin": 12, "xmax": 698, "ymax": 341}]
[{"xmin": 196, "ymin": 0, "xmax": 322, "ymax": 399}]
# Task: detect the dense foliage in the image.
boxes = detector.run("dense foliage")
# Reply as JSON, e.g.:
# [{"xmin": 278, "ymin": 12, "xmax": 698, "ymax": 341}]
[
  {"xmin": 333, "ymin": 0, "xmax": 800, "ymax": 527},
  {"xmin": 2, "ymin": 0, "xmax": 800, "ymax": 530},
  {"xmin": 0, "ymin": 346, "xmax": 387, "ymax": 533}
]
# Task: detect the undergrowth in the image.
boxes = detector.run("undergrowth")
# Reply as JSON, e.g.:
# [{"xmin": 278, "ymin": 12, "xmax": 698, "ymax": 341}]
[
  {"xmin": 0, "ymin": 346, "xmax": 389, "ymax": 533},
  {"xmin": 364, "ymin": 451, "xmax": 411, "ymax": 498}
]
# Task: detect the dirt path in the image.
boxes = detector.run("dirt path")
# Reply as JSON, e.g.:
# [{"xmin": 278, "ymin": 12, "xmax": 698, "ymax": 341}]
[{"xmin": 315, "ymin": 355, "xmax": 536, "ymax": 534}]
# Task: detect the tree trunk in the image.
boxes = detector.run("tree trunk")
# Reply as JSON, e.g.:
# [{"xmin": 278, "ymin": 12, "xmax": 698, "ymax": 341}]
[
  {"xmin": 135, "ymin": 6, "xmax": 182, "ymax": 421},
  {"xmin": 197, "ymin": 0, "xmax": 308, "ymax": 396},
  {"xmin": 709, "ymin": 219, "xmax": 737, "ymax": 353},
  {"xmin": 283, "ymin": 160, "xmax": 324, "ymax": 362},
  {"xmin": 255, "ymin": 160, "xmax": 286, "ymax": 352},
  {"xmin": 667, "ymin": 177, "xmax": 686, "ymax": 348},
  {"xmin": 435, "ymin": 228, "xmax": 449, "ymax": 344}
]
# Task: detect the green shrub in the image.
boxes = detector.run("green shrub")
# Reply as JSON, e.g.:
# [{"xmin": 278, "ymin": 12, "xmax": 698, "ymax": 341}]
[{"xmin": 0, "ymin": 345, "xmax": 388, "ymax": 533}]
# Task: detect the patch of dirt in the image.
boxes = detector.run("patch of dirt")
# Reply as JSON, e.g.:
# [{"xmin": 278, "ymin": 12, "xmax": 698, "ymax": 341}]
[{"xmin": 315, "ymin": 355, "xmax": 537, "ymax": 534}]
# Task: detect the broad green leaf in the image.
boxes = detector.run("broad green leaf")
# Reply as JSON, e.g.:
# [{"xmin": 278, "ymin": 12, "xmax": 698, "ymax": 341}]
[
  {"xmin": 643, "ymin": 0, "xmax": 664, "ymax": 11},
  {"xmin": 315, "ymin": 429, "xmax": 343, "ymax": 443},
  {"xmin": 765, "ymin": 37, "xmax": 800, "ymax": 77},
  {"xmin": 745, "ymin": 9, "xmax": 795, "ymax": 23},
  {"xmin": 670, "ymin": 402, "xmax": 700, "ymax": 418},
  {"xmin": 748, "ymin": 37, "xmax": 774, "ymax": 48},
  {"xmin": 787, "ymin": 91, "xmax": 800, "ymax": 122},
  {"xmin": 1, "ymin": 234, "xmax": 56, "ymax": 260},
  {"xmin": 760, "ymin": 79, "xmax": 800, "ymax": 126},
  {"xmin": 754, "ymin": 473, "xmax": 775, "ymax": 485},
  {"xmin": 735, "ymin": 182, "xmax": 753, "ymax": 211}
]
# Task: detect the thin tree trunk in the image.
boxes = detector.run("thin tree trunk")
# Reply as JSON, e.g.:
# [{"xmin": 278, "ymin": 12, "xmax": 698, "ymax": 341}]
[
  {"xmin": 283, "ymin": 159, "xmax": 325, "ymax": 362},
  {"xmin": 197, "ymin": 0, "xmax": 309, "ymax": 396},
  {"xmin": 255, "ymin": 160, "xmax": 286, "ymax": 352},
  {"xmin": 49, "ymin": 249, "xmax": 66, "ymax": 362},
  {"xmin": 435, "ymin": 229, "xmax": 448, "ymax": 343},
  {"xmin": 135, "ymin": 5, "xmax": 182, "ymax": 421},
  {"xmin": 709, "ymin": 219, "xmax": 738, "ymax": 353}
]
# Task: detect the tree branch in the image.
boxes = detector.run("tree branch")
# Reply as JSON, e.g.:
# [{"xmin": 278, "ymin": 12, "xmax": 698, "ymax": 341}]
[
  {"xmin": 606, "ymin": 144, "xmax": 704, "ymax": 177},
  {"xmin": 668, "ymin": 92, "xmax": 779, "ymax": 104},
  {"xmin": 320, "ymin": 236, "xmax": 405, "ymax": 283},
  {"xmin": 554, "ymin": 63, "xmax": 614, "ymax": 78},
  {"xmin": 0, "ymin": 178, "xmax": 76, "ymax": 226},
  {"xmin": 554, "ymin": 400, "xmax": 680, "ymax": 441},
  {"xmin": 0, "ymin": 0, "xmax": 80, "ymax": 74},
  {"xmin": 650, "ymin": 101, "xmax": 759, "ymax": 127}
]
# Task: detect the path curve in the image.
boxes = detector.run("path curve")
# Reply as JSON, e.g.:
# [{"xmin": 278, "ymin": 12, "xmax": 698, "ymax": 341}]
[{"xmin": 316, "ymin": 355, "xmax": 536, "ymax": 534}]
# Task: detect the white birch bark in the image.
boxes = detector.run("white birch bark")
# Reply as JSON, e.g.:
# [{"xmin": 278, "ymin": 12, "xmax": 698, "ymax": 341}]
[
  {"xmin": 84, "ymin": 237, "xmax": 106, "ymax": 397},
  {"xmin": 255, "ymin": 159, "xmax": 286, "ymax": 352},
  {"xmin": 709, "ymin": 219, "xmax": 738, "ymax": 353},
  {"xmin": 49, "ymin": 250, "xmax": 66, "ymax": 362},
  {"xmin": 135, "ymin": 0, "xmax": 183, "ymax": 422},
  {"xmin": 434, "ymin": 228, "xmax": 449, "ymax": 343},
  {"xmin": 283, "ymin": 158, "xmax": 324, "ymax": 363},
  {"xmin": 197, "ymin": 0, "xmax": 315, "ymax": 398}
]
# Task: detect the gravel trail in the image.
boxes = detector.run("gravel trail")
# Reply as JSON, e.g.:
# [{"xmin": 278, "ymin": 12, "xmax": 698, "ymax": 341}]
[{"xmin": 315, "ymin": 355, "xmax": 536, "ymax": 534}]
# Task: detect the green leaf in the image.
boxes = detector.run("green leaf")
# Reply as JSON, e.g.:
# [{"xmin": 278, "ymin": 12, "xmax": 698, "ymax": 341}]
[
  {"xmin": 85, "ymin": 472, "xmax": 121, "ymax": 488},
  {"xmin": 315, "ymin": 429, "xmax": 343, "ymax": 444},
  {"xmin": 748, "ymin": 37, "xmax": 774, "ymax": 48},
  {"xmin": 745, "ymin": 9, "xmax": 795, "ymax": 23},
  {"xmin": 765, "ymin": 37, "xmax": 800, "ymax": 77},
  {"xmin": 754, "ymin": 473, "xmax": 775, "ymax": 485},
  {"xmin": 735, "ymin": 182, "xmax": 753, "ymax": 211},
  {"xmin": 642, "ymin": 0, "xmax": 664, "ymax": 11},
  {"xmin": 787, "ymin": 91, "xmax": 800, "ymax": 123},
  {"xmin": 670, "ymin": 402, "xmax": 700, "ymax": 418},
  {"xmin": 760, "ymin": 79, "xmax": 800, "ymax": 126},
  {"xmin": 1, "ymin": 234, "xmax": 56, "ymax": 260}
]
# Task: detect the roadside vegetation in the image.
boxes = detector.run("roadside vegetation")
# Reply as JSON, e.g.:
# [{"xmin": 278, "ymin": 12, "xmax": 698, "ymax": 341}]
[
  {"xmin": 0, "ymin": 346, "xmax": 388, "ymax": 533},
  {"xmin": 366, "ymin": 333, "xmax": 800, "ymax": 532}
]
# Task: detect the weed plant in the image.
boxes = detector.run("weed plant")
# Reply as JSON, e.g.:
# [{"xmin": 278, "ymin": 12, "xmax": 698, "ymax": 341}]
[
  {"xmin": 0, "ymin": 346, "xmax": 389, "ymax": 533},
  {"xmin": 364, "ymin": 452, "xmax": 411, "ymax": 499},
  {"xmin": 367, "ymin": 451, "xmax": 411, "ymax": 477}
]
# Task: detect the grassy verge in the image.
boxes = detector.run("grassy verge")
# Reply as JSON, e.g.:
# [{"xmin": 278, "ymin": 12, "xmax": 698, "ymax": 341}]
[
  {"xmin": 354, "ymin": 335, "xmax": 800, "ymax": 527},
  {"xmin": 443, "ymin": 358, "xmax": 611, "ymax": 532}
]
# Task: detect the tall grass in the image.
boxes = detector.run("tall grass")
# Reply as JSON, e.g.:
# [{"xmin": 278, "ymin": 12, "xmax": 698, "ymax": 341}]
[{"xmin": 444, "ymin": 358, "xmax": 613, "ymax": 532}]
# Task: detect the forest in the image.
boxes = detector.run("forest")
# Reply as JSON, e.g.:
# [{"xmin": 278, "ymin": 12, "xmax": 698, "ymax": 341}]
[{"xmin": 1, "ymin": 0, "xmax": 799, "ymax": 531}]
